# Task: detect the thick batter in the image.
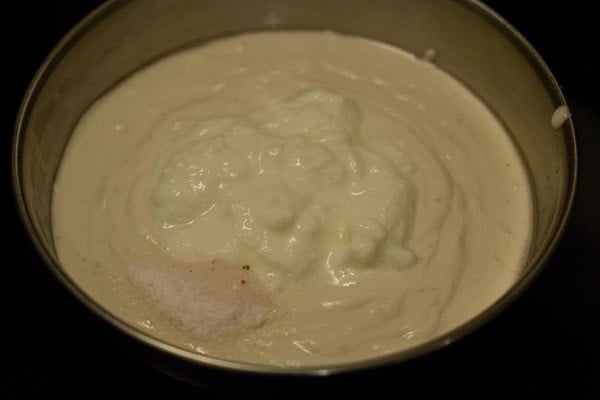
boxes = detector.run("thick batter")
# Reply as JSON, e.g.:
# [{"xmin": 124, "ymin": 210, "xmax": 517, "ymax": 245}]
[{"xmin": 52, "ymin": 31, "xmax": 532, "ymax": 367}]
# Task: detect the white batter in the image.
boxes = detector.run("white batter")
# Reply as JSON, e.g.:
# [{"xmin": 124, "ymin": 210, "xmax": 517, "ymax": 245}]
[{"xmin": 52, "ymin": 31, "xmax": 532, "ymax": 367}]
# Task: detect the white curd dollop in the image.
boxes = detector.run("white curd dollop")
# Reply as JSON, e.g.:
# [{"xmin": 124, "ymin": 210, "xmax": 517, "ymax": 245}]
[{"xmin": 148, "ymin": 89, "xmax": 415, "ymax": 286}]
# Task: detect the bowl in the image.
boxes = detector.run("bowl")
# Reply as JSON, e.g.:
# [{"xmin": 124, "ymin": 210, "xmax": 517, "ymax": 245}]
[{"xmin": 12, "ymin": 0, "xmax": 576, "ymax": 388}]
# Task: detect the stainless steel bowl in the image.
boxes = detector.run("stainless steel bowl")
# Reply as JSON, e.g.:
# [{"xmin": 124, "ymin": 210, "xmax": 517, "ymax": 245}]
[{"xmin": 12, "ymin": 0, "xmax": 576, "ymax": 382}]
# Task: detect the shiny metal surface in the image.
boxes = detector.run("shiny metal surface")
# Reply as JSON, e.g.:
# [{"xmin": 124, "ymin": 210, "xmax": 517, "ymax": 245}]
[{"xmin": 12, "ymin": 0, "xmax": 576, "ymax": 377}]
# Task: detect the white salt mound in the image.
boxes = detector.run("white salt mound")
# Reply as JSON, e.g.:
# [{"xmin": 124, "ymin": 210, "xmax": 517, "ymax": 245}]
[{"xmin": 128, "ymin": 258, "xmax": 273, "ymax": 337}]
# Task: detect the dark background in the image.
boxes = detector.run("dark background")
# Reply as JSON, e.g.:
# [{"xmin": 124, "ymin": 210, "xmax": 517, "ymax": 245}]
[{"xmin": 4, "ymin": 1, "xmax": 599, "ymax": 398}]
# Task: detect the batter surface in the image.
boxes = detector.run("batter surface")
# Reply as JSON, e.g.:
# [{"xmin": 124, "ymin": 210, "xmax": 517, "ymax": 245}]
[{"xmin": 52, "ymin": 31, "xmax": 532, "ymax": 367}]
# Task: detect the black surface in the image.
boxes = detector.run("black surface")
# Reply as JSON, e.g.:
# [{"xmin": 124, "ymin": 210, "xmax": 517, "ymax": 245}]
[{"xmin": 4, "ymin": 1, "xmax": 599, "ymax": 398}]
